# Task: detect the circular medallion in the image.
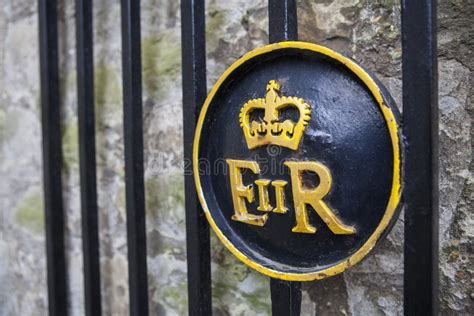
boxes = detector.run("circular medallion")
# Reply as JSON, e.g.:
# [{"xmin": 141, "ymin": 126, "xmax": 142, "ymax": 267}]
[{"xmin": 193, "ymin": 42, "xmax": 403, "ymax": 281}]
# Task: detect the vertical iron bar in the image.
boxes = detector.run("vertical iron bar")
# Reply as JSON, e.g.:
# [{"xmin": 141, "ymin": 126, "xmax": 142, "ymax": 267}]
[
  {"xmin": 402, "ymin": 0, "xmax": 439, "ymax": 315},
  {"xmin": 268, "ymin": 0, "xmax": 298, "ymax": 43},
  {"xmin": 38, "ymin": 0, "xmax": 68, "ymax": 315},
  {"xmin": 120, "ymin": 0, "xmax": 149, "ymax": 315},
  {"xmin": 268, "ymin": 1, "xmax": 301, "ymax": 315},
  {"xmin": 76, "ymin": 0, "xmax": 101, "ymax": 315},
  {"xmin": 270, "ymin": 279, "xmax": 302, "ymax": 316},
  {"xmin": 181, "ymin": 0, "xmax": 212, "ymax": 315}
]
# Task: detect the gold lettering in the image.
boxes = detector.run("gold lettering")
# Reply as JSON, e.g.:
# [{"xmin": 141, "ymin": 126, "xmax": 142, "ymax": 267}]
[
  {"xmin": 271, "ymin": 180, "xmax": 288, "ymax": 214},
  {"xmin": 255, "ymin": 179, "xmax": 272, "ymax": 212},
  {"xmin": 284, "ymin": 161, "xmax": 356, "ymax": 234},
  {"xmin": 226, "ymin": 159, "xmax": 268, "ymax": 226}
]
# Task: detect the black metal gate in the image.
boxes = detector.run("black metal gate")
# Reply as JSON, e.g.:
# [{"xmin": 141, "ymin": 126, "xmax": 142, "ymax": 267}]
[{"xmin": 38, "ymin": 0, "xmax": 438, "ymax": 315}]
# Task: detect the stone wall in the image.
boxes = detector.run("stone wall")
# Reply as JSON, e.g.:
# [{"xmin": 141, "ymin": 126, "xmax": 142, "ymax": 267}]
[{"xmin": 0, "ymin": 0, "xmax": 472, "ymax": 315}]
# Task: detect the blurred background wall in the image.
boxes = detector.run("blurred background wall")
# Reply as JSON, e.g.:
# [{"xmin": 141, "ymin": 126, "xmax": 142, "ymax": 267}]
[{"xmin": 0, "ymin": 0, "xmax": 472, "ymax": 315}]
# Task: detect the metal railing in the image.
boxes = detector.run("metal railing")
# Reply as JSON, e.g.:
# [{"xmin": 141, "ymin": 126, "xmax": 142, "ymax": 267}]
[{"xmin": 38, "ymin": 0, "xmax": 438, "ymax": 315}]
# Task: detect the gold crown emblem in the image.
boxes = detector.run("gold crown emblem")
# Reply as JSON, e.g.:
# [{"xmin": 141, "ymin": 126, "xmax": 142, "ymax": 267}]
[{"xmin": 239, "ymin": 80, "xmax": 311, "ymax": 150}]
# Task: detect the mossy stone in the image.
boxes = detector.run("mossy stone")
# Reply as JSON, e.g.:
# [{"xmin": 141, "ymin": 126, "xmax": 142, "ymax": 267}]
[{"xmin": 15, "ymin": 193, "xmax": 44, "ymax": 235}]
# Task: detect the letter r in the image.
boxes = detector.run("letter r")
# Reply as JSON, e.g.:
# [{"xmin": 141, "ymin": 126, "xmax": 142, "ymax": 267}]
[{"xmin": 284, "ymin": 161, "xmax": 356, "ymax": 234}]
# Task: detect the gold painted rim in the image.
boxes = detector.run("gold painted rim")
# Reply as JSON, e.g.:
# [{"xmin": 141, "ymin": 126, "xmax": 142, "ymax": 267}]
[{"xmin": 192, "ymin": 41, "xmax": 402, "ymax": 281}]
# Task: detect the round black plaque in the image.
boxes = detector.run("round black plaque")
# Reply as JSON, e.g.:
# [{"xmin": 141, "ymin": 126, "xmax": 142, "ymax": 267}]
[{"xmin": 193, "ymin": 42, "xmax": 402, "ymax": 281}]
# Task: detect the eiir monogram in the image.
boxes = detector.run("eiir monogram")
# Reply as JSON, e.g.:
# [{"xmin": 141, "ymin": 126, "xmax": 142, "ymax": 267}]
[
  {"xmin": 226, "ymin": 159, "xmax": 356, "ymax": 234},
  {"xmin": 225, "ymin": 80, "xmax": 355, "ymax": 234}
]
